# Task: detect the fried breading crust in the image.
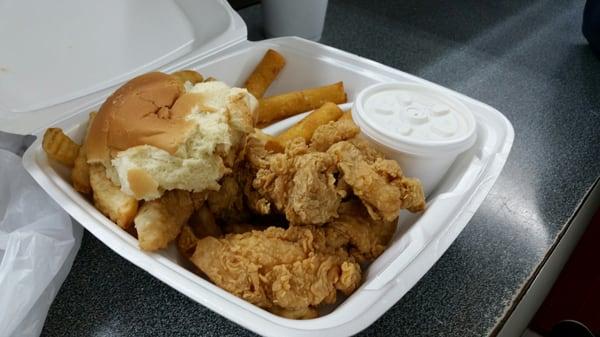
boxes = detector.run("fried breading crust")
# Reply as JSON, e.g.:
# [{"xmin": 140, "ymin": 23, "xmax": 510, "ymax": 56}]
[
  {"xmin": 324, "ymin": 200, "xmax": 397, "ymax": 262},
  {"xmin": 252, "ymin": 138, "xmax": 341, "ymax": 225},
  {"xmin": 190, "ymin": 225, "xmax": 361, "ymax": 318},
  {"xmin": 309, "ymin": 119, "xmax": 360, "ymax": 152},
  {"xmin": 328, "ymin": 141, "xmax": 425, "ymax": 221}
]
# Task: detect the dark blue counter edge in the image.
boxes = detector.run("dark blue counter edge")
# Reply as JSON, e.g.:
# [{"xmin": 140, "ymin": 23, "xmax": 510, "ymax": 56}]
[{"xmin": 494, "ymin": 176, "xmax": 600, "ymax": 336}]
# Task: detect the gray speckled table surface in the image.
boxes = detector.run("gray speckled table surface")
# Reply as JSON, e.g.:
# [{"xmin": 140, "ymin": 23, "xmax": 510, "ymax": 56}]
[{"xmin": 41, "ymin": 0, "xmax": 600, "ymax": 336}]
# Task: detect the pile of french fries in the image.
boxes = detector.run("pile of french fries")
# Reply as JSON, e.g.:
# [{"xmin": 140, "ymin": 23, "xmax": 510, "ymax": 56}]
[
  {"xmin": 244, "ymin": 49, "xmax": 349, "ymax": 151},
  {"xmin": 42, "ymin": 48, "xmax": 350, "ymax": 251}
]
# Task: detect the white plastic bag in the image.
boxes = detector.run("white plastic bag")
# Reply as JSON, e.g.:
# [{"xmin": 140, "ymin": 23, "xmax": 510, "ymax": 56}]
[{"xmin": 0, "ymin": 148, "xmax": 82, "ymax": 337}]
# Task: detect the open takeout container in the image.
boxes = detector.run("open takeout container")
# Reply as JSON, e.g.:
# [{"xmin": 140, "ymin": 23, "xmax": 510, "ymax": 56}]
[{"xmin": 0, "ymin": 1, "xmax": 514, "ymax": 336}]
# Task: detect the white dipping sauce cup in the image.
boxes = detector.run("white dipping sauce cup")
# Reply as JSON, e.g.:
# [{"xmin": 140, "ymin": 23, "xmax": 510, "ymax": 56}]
[
  {"xmin": 261, "ymin": 0, "xmax": 329, "ymax": 41},
  {"xmin": 353, "ymin": 82, "xmax": 477, "ymax": 195}
]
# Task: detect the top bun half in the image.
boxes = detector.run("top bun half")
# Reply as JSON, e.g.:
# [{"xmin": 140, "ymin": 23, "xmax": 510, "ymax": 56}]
[{"xmin": 86, "ymin": 72, "xmax": 195, "ymax": 163}]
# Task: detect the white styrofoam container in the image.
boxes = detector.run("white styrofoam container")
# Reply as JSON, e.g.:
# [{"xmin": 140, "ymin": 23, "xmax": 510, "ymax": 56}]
[{"xmin": 2, "ymin": 1, "xmax": 514, "ymax": 336}]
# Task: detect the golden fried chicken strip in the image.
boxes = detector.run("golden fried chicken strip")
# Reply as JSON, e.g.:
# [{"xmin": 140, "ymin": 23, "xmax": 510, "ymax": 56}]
[
  {"xmin": 348, "ymin": 137, "xmax": 385, "ymax": 163},
  {"xmin": 328, "ymin": 141, "xmax": 425, "ymax": 221},
  {"xmin": 192, "ymin": 228, "xmax": 305, "ymax": 309},
  {"xmin": 134, "ymin": 190, "xmax": 193, "ymax": 251},
  {"xmin": 372, "ymin": 158, "xmax": 426, "ymax": 213},
  {"xmin": 309, "ymin": 119, "xmax": 360, "ymax": 152},
  {"xmin": 343, "ymin": 138, "xmax": 425, "ymax": 212},
  {"xmin": 324, "ymin": 200, "xmax": 397, "ymax": 262},
  {"xmin": 190, "ymin": 226, "xmax": 361, "ymax": 317},
  {"xmin": 239, "ymin": 132, "xmax": 274, "ymax": 215},
  {"xmin": 265, "ymin": 255, "xmax": 360, "ymax": 311},
  {"xmin": 89, "ymin": 164, "xmax": 138, "ymax": 229},
  {"xmin": 252, "ymin": 138, "xmax": 341, "ymax": 225},
  {"xmin": 285, "ymin": 152, "xmax": 340, "ymax": 224}
]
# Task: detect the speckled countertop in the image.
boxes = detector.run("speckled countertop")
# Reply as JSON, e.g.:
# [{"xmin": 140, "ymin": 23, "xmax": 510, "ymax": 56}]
[{"xmin": 41, "ymin": 0, "xmax": 600, "ymax": 336}]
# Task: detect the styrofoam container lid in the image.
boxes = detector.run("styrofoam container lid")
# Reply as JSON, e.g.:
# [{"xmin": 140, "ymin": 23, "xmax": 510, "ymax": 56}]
[{"xmin": 0, "ymin": 0, "xmax": 246, "ymax": 135}]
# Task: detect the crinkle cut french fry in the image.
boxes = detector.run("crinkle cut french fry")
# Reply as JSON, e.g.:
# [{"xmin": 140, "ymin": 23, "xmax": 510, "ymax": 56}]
[
  {"xmin": 71, "ymin": 148, "xmax": 90, "ymax": 193},
  {"xmin": 134, "ymin": 190, "xmax": 193, "ymax": 251},
  {"xmin": 89, "ymin": 164, "xmax": 138, "ymax": 229},
  {"xmin": 244, "ymin": 49, "xmax": 286, "ymax": 99},
  {"xmin": 71, "ymin": 111, "xmax": 97, "ymax": 194},
  {"xmin": 171, "ymin": 70, "xmax": 204, "ymax": 85},
  {"xmin": 42, "ymin": 128, "xmax": 80, "ymax": 167},
  {"xmin": 257, "ymin": 82, "xmax": 347, "ymax": 127},
  {"xmin": 269, "ymin": 102, "xmax": 343, "ymax": 151}
]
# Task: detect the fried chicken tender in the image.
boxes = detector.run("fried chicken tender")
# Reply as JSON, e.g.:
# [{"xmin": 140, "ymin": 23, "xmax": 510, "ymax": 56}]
[
  {"xmin": 286, "ymin": 152, "xmax": 340, "ymax": 224},
  {"xmin": 252, "ymin": 138, "xmax": 341, "ymax": 225},
  {"xmin": 309, "ymin": 119, "xmax": 360, "ymax": 152},
  {"xmin": 190, "ymin": 226, "xmax": 361, "ymax": 318},
  {"xmin": 373, "ymin": 159, "xmax": 426, "ymax": 213},
  {"xmin": 186, "ymin": 200, "xmax": 393, "ymax": 317},
  {"xmin": 245, "ymin": 120, "xmax": 425, "ymax": 225},
  {"xmin": 327, "ymin": 141, "xmax": 425, "ymax": 221},
  {"xmin": 324, "ymin": 200, "xmax": 397, "ymax": 262},
  {"xmin": 239, "ymin": 132, "xmax": 273, "ymax": 214},
  {"xmin": 347, "ymin": 137, "xmax": 383, "ymax": 163},
  {"xmin": 134, "ymin": 190, "xmax": 193, "ymax": 251}
]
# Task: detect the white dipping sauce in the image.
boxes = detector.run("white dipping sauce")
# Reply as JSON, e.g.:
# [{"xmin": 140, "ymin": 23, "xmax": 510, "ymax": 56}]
[{"xmin": 363, "ymin": 89, "xmax": 471, "ymax": 142}]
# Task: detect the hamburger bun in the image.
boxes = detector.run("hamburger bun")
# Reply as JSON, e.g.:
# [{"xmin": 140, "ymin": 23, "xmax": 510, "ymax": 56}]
[
  {"xmin": 86, "ymin": 72, "xmax": 195, "ymax": 164},
  {"xmin": 85, "ymin": 72, "xmax": 257, "ymax": 201}
]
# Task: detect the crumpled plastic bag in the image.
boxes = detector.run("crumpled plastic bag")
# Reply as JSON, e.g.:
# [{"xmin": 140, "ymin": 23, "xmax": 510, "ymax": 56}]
[
  {"xmin": 0, "ymin": 132, "xmax": 33, "ymax": 156},
  {"xmin": 0, "ymin": 148, "xmax": 82, "ymax": 337}
]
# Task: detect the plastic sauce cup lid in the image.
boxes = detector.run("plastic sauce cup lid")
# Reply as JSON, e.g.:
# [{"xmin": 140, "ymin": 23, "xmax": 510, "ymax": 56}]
[{"xmin": 353, "ymin": 82, "xmax": 477, "ymax": 157}]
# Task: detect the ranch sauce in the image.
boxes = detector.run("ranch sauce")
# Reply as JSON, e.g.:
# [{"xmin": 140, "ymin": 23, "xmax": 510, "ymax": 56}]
[{"xmin": 362, "ymin": 89, "xmax": 472, "ymax": 142}]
